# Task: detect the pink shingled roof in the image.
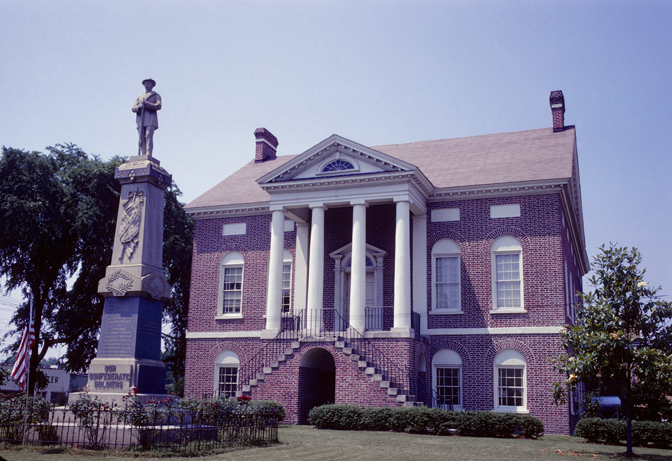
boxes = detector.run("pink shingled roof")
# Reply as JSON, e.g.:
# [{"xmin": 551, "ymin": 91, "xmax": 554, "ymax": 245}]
[
  {"xmin": 185, "ymin": 156, "xmax": 297, "ymax": 210},
  {"xmin": 185, "ymin": 127, "xmax": 575, "ymax": 210},
  {"xmin": 372, "ymin": 127, "xmax": 575, "ymax": 189}
]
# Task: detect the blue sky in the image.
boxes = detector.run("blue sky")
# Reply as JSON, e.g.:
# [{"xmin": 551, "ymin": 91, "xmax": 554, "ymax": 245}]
[{"xmin": 1, "ymin": 0, "xmax": 671, "ymax": 327}]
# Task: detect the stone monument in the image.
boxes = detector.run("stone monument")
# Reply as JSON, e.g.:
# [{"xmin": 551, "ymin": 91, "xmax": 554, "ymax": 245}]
[{"xmin": 71, "ymin": 80, "xmax": 171, "ymax": 403}]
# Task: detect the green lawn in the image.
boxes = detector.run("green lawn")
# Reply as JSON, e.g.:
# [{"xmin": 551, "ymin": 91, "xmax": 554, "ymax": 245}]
[{"xmin": 1, "ymin": 425, "xmax": 672, "ymax": 460}]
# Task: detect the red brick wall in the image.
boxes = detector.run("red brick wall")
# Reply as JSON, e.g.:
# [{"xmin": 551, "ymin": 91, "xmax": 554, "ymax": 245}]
[
  {"xmin": 187, "ymin": 214, "xmax": 297, "ymax": 333},
  {"xmin": 427, "ymin": 194, "xmax": 565, "ymax": 329},
  {"xmin": 428, "ymin": 334, "xmax": 571, "ymax": 435},
  {"xmin": 185, "ymin": 192, "xmax": 579, "ymax": 434},
  {"xmin": 250, "ymin": 343, "xmax": 411, "ymax": 424}
]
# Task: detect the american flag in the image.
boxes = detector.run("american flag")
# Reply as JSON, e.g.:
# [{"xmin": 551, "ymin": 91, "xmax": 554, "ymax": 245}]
[{"xmin": 11, "ymin": 320, "xmax": 35, "ymax": 391}]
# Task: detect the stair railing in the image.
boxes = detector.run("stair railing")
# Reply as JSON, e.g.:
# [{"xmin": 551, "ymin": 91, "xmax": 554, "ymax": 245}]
[
  {"xmin": 233, "ymin": 314, "xmax": 301, "ymax": 397},
  {"xmin": 331, "ymin": 309, "xmax": 418, "ymax": 400},
  {"xmin": 407, "ymin": 364, "xmax": 454, "ymax": 410}
]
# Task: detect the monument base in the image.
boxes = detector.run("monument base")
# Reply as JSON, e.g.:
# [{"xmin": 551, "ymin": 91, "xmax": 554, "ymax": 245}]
[
  {"xmin": 86, "ymin": 357, "xmax": 166, "ymax": 394},
  {"xmin": 67, "ymin": 391, "xmax": 174, "ymax": 406}
]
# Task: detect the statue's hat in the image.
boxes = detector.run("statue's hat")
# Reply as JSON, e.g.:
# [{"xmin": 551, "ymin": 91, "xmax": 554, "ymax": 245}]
[{"xmin": 142, "ymin": 78, "xmax": 156, "ymax": 87}]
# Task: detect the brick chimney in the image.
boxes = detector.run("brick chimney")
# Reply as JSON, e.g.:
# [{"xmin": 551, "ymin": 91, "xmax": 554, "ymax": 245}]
[
  {"xmin": 549, "ymin": 90, "xmax": 565, "ymax": 132},
  {"xmin": 254, "ymin": 128, "xmax": 278, "ymax": 163}
]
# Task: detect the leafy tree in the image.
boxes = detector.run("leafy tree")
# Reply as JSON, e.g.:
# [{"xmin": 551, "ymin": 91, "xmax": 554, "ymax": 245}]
[
  {"xmin": 552, "ymin": 244, "xmax": 672, "ymax": 457},
  {"xmin": 0, "ymin": 145, "xmax": 192, "ymax": 394},
  {"xmin": 161, "ymin": 184, "xmax": 194, "ymax": 396}
]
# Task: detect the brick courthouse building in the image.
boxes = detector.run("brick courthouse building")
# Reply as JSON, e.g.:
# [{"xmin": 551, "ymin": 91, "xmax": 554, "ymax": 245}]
[{"xmin": 183, "ymin": 91, "xmax": 588, "ymax": 434}]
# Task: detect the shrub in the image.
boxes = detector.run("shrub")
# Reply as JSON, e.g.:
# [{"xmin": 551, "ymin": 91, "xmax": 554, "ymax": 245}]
[
  {"xmin": 631, "ymin": 420, "xmax": 672, "ymax": 448},
  {"xmin": 518, "ymin": 414, "xmax": 545, "ymax": 439},
  {"xmin": 0, "ymin": 395, "xmax": 52, "ymax": 442},
  {"xmin": 575, "ymin": 418, "xmax": 626, "ymax": 445},
  {"xmin": 388, "ymin": 407, "xmax": 433, "ymax": 434},
  {"xmin": 309, "ymin": 404, "xmax": 361, "ymax": 430},
  {"xmin": 254, "ymin": 400, "xmax": 286, "ymax": 422},
  {"xmin": 426, "ymin": 408, "xmax": 461, "ymax": 436},
  {"xmin": 361, "ymin": 407, "xmax": 392, "ymax": 431},
  {"xmin": 575, "ymin": 417, "xmax": 672, "ymax": 448},
  {"xmin": 69, "ymin": 389, "xmax": 119, "ymax": 449},
  {"xmin": 308, "ymin": 404, "xmax": 544, "ymax": 439}
]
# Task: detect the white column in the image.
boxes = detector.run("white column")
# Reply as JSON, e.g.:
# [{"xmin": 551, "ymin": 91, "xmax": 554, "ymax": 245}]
[
  {"xmin": 293, "ymin": 222, "xmax": 309, "ymax": 315},
  {"xmin": 412, "ymin": 214, "xmax": 428, "ymax": 335},
  {"xmin": 306, "ymin": 204, "xmax": 326, "ymax": 333},
  {"xmin": 349, "ymin": 200, "xmax": 367, "ymax": 331},
  {"xmin": 265, "ymin": 208, "xmax": 285, "ymax": 331},
  {"xmin": 393, "ymin": 199, "xmax": 411, "ymax": 330}
]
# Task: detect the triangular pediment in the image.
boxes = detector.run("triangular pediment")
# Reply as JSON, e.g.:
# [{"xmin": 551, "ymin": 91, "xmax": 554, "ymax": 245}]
[
  {"xmin": 329, "ymin": 242, "xmax": 388, "ymax": 259},
  {"xmin": 256, "ymin": 134, "xmax": 417, "ymax": 185}
]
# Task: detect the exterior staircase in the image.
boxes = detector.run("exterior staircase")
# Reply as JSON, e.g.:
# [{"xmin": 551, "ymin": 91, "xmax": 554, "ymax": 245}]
[{"xmin": 235, "ymin": 333, "xmax": 419, "ymax": 406}]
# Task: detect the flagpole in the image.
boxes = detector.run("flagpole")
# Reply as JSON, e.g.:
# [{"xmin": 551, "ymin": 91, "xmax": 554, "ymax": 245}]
[{"xmin": 21, "ymin": 293, "xmax": 33, "ymax": 449}]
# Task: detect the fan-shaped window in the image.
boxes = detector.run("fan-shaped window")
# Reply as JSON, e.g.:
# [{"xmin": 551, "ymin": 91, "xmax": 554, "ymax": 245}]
[
  {"xmin": 322, "ymin": 159, "xmax": 355, "ymax": 172},
  {"xmin": 345, "ymin": 256, "xmax": 374, "ymax": 268}
]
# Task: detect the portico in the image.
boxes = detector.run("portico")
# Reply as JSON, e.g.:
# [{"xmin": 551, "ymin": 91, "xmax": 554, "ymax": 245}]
[{"xmin": 257, "ymin": 135, "xmax": 430, "ymax": 338}]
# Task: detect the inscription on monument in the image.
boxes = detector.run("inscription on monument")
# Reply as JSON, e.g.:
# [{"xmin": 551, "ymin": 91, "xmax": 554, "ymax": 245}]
[
  {"xmin": 98, "ymin": 303, "xmax": 136, "ymax": 357},
  {"xmin": 90, "ymin": 365, "xmax": 131, "ymax": 390}
]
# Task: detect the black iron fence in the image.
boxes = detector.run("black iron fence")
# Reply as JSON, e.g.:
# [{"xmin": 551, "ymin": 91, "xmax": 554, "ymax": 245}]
[{"xmin": 0, "ymin": 396, "xmax": 279, "ymax": 453}]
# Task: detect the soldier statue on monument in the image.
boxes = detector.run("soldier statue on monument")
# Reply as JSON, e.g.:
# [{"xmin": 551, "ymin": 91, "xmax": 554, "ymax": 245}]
[{"xmin": 132, "ymin": 78, "xmax": 162, "ymax": 156}]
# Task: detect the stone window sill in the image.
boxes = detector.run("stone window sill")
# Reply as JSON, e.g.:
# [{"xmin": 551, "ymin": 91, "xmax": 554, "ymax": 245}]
[
  {"xmin": 493, "ymin": 407, "xmax": 529, "ymax": 415},
  {"xmin": 429, "ymin": 310, "xmax": 464, "ymax": 315},
  {"xmin": 215, "ymin": 314, "xmax": 243, "ymax": 320},
  {"xmin": 490, "ymin": 309, "xmax": 527, "ymax": 314}
]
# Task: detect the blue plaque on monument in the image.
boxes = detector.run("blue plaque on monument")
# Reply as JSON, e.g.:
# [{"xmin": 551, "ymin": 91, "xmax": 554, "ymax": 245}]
[{"xmin": 98, "ymin": 297, "xmax": 163, "ymax": 360}]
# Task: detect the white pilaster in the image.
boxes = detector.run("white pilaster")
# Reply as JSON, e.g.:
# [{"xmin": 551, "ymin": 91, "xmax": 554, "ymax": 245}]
[
  {"xmin": 306, "ymin": 204, "xmax": 326, "ymax": 333},
  {"xmin": 350, "ymin": 200, "xmax": 368, "ymax": 331},
  {"xmin": 265, "ymin": 208, "xmax": 285, "ymax": 331},
  {"xmin": 393, "ymin": 199, "xmax": 411, "ymax": 330},
  {"xmin": 412, "ymin": 214, "xmax": 428, "ymax": 335},
  {"xmin": 293, "ymin": 222, "xmax": 309, "ymax": 315}
]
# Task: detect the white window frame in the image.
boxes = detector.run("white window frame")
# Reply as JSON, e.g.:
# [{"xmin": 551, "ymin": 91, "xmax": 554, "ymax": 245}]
[
  {"xmin": 217, "ymin": 251, "xmax": 244, "ymax": 319},
  {"xmin": 431, "ymin": 239, "xmax": 462, "ymax": 314},
  {"xmin": 214, "ymin": 351, "xmax": 239, "ymax": 398},
  {"xmin": 491, "ymin": 236, "xmax": 525, "ymax": 313},
  {"xmin": 493, "ymin": 350, "xmax": 528, "ymax": 413},
  {"xmin": 432, "ymin": 349, "xmax": 462, "ymax": 411},
  {"xmin": 281, "ymin": 249, "xmax": 293, "ymax": 315}
]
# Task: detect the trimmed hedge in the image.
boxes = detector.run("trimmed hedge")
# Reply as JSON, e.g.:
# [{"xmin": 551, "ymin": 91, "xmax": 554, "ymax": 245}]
[
  {"xmin": 308, "ymin": 405, "xmax": 543, "ymax": 439},
  {"xmin": 255, "ymin": 400, "xmax": 286, "ymax": 421},
  {"xmin": 575, "ymin": 418, "xmax": 672, "ymax": 448}
]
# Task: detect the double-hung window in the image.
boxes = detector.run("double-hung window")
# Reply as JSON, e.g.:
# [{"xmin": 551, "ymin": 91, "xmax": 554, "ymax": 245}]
[
  {"xmin": 432, "ymin": 349, "xmax": 462, "ymax": 411},
  {"xmin": 281, "ymin": 263, "xmax": 292, "ymax": 314},
  {"xmin": 494, "ymin": 350, "xmax": 527, "ymax": 413},
  {"xmin": 219, "ymin": 252, "xmax": 244, "ymax": 317},
  {"xmin": 218, "ymin": 366, "xmax": 238, "ymax": 398},
  {"xmin": 215, "ymin": 351, "xmax": 239, "ymax": 398},
  {"xmin": 431, "ymin": 239, "xmax": 461, "ymax": 312},
  {"xmin": 491, "ymin": 236, "xmax": 524, "ymax": 311}
]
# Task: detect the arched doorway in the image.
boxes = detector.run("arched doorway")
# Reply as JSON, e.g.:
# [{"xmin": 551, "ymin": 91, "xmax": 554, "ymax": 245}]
[{"xmin": 298, "ymin": 348, "xmax": 336, "ymax": 424}]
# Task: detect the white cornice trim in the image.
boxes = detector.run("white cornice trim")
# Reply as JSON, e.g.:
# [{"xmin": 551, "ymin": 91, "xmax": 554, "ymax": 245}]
[
  {"xmin": 428, "ymin": 179, "xmax": 569, "ymax": 202},
  {"xmin": 260, "ymin": 170, "xmax": 434, "ymax": 197},
  {"xmin": 256, "ymin": 135, "xmax": 418, "ymax": 184},
  {"xmin": 427, "ymin": 326, "xmax": 564, "ymax": 335},
  {"xmin": 186, "ymin": 331, "xmax": 263, "ymax": 339},
  {"xmin": 185, "ymin": 204, "xmax": 270, "ymax": 220}
]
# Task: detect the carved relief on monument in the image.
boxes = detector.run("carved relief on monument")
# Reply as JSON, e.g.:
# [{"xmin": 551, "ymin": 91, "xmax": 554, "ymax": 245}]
[
  {"xmin": 105, "ymin": 270, "xmax": 135, "ymax": 296},
  {"xmin": 143, "ymin": 272, "xmax": 172, "ymax": 301},
  {"xmin": 119, "ymin": 189, "xmax": 144, "ymax": 263}
]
